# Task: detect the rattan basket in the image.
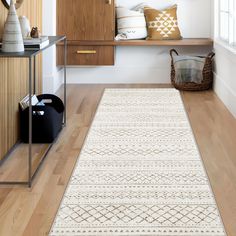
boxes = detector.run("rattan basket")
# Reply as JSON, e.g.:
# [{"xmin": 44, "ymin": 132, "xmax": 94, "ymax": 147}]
[{"xmin": 170, "ymin": 49, "xmax": 215, "ymax": 91}]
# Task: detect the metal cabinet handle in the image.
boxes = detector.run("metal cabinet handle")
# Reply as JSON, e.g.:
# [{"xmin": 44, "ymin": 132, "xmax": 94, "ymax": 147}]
[{"xmin": 77, "ymin": 50, "xmax": 97, "ymax": 54}]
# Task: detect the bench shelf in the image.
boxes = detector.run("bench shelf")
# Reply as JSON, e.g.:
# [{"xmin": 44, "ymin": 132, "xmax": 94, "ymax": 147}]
[{"xmin": 64, "ymin": 38, "xmax": 213, "ymax": 47}]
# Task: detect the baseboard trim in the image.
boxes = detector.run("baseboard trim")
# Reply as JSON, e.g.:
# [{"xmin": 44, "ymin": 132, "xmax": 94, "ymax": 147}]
[
  {"xmin": 213, "ymin": 72, "xmax": 236, "ymax": 118},
  {"xmin": 43, "ymin": 70, "xmax": 63, "ymax": 94},
  {"xmin": 66, "ymin": 67, "xmax": 171, "ymax": 84}
]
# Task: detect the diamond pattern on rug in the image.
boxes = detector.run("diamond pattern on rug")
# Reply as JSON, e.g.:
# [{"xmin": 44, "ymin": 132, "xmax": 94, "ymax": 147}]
[
  {"xmin": 63, "ymin": 185, "xmax": 214, "ymax": 205},
  {"xmin": 57, "ymin": 204, "xmax": 221, "ymax": 226},
  {"xmin": 71, "ymin": 170, "xmax": 207, "ymax": 185},
  {"xmin": 50, "ymin": 89, "xmax": 226, "ymax": 236}
]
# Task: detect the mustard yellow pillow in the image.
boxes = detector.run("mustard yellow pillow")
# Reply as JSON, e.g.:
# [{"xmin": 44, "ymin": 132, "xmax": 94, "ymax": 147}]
[{"xmin": 144, "ymin": 5, "xmax": 182, "ymax": 40}]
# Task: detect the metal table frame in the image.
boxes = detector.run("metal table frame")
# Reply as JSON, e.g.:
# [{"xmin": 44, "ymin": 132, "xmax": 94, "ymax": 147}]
[{"xmin": 0, "ymin": 36, "xmax": 67, "ymax": 187}]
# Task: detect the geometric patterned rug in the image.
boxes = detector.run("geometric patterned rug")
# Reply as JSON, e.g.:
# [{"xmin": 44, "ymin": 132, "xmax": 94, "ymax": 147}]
[{"xmin": 50, "ymin": 89, "xmax": 226, "ymax": 236}]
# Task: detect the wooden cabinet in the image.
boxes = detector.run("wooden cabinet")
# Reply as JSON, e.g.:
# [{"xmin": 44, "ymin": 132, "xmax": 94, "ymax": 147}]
[
  {"xmin": 57, "ymin": 0, "xmax": 115, "ymax": 41},
  {"xmin": 57, "ymin": 0, "xmax": 115, "ymax": 65}
]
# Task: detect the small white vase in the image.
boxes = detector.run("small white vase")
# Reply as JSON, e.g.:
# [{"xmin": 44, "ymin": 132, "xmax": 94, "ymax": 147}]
[
  {"xmin": 2, "ymin": 0, "xmax": 24, "ymax": 52},
  {"xmin": 19, "ymin": 16, "xmax": 31, "ymax": 38}
]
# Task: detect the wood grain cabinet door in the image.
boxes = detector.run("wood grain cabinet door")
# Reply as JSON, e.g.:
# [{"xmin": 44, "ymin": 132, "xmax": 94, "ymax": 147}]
[{"xmin": 57, "ymin": 0, "xmax": 115, "ymax": 41}]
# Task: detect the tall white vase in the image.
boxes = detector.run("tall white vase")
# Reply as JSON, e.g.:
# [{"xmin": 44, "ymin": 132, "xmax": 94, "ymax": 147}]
[{"xmin": 2, "ymin": 0, "xmax": 24, "ymax": 52}]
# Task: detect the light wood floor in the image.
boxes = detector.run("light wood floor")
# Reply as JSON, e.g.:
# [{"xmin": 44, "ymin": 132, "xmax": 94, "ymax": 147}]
[{"xmin": 0, "ymin": 84, "xmax": 235, "ymax": 236}]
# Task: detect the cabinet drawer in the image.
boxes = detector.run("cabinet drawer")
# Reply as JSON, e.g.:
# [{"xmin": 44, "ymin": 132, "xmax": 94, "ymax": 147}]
[{"xmin": 57, "ymin": 45, "xmax": 115, "ymax": 66}]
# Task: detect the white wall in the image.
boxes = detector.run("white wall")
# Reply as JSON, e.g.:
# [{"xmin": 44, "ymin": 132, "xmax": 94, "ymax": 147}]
[
  {"xmin": 212, "ymin": 0, "xmax": 236, "ymax": 118},
  {"xmin": 213, "ymin": 42, "xmax": 236, "ymax": 118},
  {"xmin": 43, "ymin": 0, "xmax": 212, "ymax": 85},
  {"xmin": 42, "ymin": 0, "xmax": 62, "ymax": 93}
]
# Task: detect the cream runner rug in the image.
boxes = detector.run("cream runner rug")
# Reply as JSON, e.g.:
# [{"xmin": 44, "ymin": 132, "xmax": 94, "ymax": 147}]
[{"xmin": 50, "ymin": 89, "xmax": 226, "ymax": 236}]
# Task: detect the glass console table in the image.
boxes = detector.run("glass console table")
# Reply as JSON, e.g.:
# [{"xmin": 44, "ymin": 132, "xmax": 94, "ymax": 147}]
[{"xmin": 0, "ymin": 36, "xmax": 67, "ymax": 187}]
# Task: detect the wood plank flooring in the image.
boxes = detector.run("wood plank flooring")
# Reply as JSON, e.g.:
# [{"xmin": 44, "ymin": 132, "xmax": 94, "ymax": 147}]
[{"xmin": 0, "ymin": 84, "xmax": 235, "ymax": 236}]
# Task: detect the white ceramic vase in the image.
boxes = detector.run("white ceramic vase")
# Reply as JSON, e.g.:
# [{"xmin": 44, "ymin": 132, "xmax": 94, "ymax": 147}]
[
  {"xmin": 19, "ymin": 16, "xmax": 31, "ymax": 38},
  {"xmin": 2, "ymin": 0, "xmax": 24, "ymax": 52}
]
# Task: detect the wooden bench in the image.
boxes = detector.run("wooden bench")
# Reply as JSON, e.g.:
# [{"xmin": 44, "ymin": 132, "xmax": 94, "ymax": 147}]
[
  {"xmin": 57, "ymin": 38, "xmax": 213, "ymax": 66},
  {"xmin": 70, "ymin": 38, "xmax": 213, "ymax": 46}
]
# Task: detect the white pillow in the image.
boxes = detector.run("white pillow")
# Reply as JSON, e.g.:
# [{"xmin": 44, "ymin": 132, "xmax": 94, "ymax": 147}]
[
  {"xmin": 116, "ymin": 6, "xmax": 147, "ymax": 40},
  {"xmin": 131, "ymin": 3, "xmax": 149, "ymax": 13}
]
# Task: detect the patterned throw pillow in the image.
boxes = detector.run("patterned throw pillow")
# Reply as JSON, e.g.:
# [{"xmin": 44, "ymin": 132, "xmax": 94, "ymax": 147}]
[{"xmin": 144, "ymin": 5, "xmax": 182, "ymax": 40}]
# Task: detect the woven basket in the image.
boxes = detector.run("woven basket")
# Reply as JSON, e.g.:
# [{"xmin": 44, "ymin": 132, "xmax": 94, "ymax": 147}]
[{"xmin": 170, "ymin": 49, "xmax": 215, "ymax": 91}]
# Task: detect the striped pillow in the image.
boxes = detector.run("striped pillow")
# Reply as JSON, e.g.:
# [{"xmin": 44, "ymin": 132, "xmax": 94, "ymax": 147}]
[{"xmin": 116, "ymin": 6, "xmax": 147, "ymax": 40}]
